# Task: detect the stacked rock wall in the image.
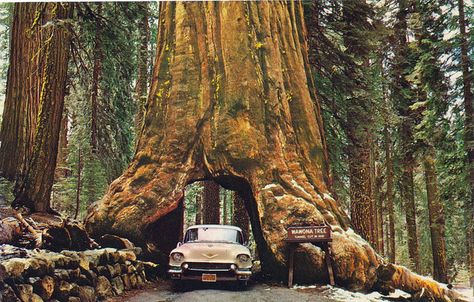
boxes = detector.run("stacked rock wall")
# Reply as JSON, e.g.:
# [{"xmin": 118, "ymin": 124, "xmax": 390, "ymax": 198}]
[{"xmin": 0, "ymin": 246, "xmax": 157, "ymax": 301}]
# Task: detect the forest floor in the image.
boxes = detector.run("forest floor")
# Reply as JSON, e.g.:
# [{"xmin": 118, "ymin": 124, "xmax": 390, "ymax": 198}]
[{"xmin": 105, "ymin": 279, "xmax": 460, "ymax": 302}]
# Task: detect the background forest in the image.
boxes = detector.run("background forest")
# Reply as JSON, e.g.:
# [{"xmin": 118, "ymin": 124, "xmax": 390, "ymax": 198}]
[{"xmin": 0, "ymin": 0, "xmax": 472, "ymax": 289}]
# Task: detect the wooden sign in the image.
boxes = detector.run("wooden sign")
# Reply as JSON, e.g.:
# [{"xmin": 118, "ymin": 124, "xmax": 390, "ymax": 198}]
[
  {"xmin": 286, "ymin": 225, "xmax": 331, "ymax": 242},
  {"xmin": 285, "ymin": 225, "xmax": 334, "ymax": 288}
]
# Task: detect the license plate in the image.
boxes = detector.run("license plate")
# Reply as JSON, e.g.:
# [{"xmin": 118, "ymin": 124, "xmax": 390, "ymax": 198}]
[{"xmin": 202, "ymin": 273, "xmax": 217, "ymax": 282}]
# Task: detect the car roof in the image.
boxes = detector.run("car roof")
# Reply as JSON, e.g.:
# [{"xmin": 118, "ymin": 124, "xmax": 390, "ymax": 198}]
[{"xmin": 186, "ymin": 224, "xmax": 242, "ymax": 232}]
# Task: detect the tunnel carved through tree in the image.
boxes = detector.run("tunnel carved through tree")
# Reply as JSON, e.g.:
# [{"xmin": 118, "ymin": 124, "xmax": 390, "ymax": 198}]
[{"xmin": 85, "ymin": 2, "xmax": 466, "ymax": 300}]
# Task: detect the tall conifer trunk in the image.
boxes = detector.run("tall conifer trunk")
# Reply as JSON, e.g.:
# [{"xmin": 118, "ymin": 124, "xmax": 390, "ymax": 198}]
[
  {"xmin": 423, "ymin": 150, "xmax": 448, "ymax": 283},
  {"xmin": 202, "ymin": 181, "xmax": 220, "ymax": 224},
  {"xmin": 0, "ymin": 4, "xmax": 43, "ymax": 181},
  {"xmin": 384, "ymin": 127, "xmax": 396, "ymax": 263},
  {"xmin": 13, "ymin": 3, "xmax": 73, "ymax": 212},
  {"xmin": 342, "ymin": 0, "xmax": 377, "ymax": 247},
  {"xmin": 457, "ymin": 0, "xmax": 474, "ymax": 289},
  {"xmin": 393, "ymin": 0, "xmax": 420, "ymax": 272}
]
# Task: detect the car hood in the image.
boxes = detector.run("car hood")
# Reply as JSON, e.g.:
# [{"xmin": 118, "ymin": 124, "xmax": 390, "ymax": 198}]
[{"xmin": 170, "ymin": 242, "xmax": 251, "ymax": 263}]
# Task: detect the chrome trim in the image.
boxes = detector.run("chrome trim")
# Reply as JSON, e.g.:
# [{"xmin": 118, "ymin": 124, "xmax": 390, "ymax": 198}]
[
  {"xmin": 168, "ymin": 269, "xmax": 183, "ymax": 274},
  {"xmin": 187, "ymin": 267, "xmax": 231, "ymax": 272},
  {"xmin": 236, "ymin": 270, "xmax": 252, "ymax": 275}
]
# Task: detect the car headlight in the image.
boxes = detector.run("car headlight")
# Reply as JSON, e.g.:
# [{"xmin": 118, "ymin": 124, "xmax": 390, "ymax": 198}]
[
  {"xmin": 237, "ymin": 254, "xmax": 250, "ymax": 263},
  {"xmin": 171, "ymin": 252, "xmax": 184, "ymax": 262}
]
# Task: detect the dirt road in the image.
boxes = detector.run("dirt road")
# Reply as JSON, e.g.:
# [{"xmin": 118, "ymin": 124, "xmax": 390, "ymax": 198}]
[{"xmin": 107, "ymin": 280, "xmax": 341, "ymax": 302}]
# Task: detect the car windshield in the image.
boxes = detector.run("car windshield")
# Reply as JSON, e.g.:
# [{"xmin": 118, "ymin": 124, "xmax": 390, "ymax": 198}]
[{"xmin": 184, "ymin": 227, "xmax": 243, "ymax": 244}]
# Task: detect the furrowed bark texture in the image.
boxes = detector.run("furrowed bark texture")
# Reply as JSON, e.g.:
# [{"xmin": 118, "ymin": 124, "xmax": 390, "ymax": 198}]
[
  {"xmin": 202, "ymin": 181, "xmax": 220, "ymax": 224},
  {"xmin": 423, "ymin": 151, "xmax": 448, "ymax": 283},
  {"xmin": 232, "ymin": 192, "xmax": 250, "ymax": 241},
  {"xmin": 85, "ymin": 3, "xmax": 464, "ymax": 298},
  {"xmin": 13, "ymin": 3, "xmax": 73, "ymax": 213},
  {"xmin": 135, "ymin": 2, "xmax": 150, "ymax": 134},
  {"xmin": 0, "ymin": 4, "xmax": 44, "ymax": 181}
]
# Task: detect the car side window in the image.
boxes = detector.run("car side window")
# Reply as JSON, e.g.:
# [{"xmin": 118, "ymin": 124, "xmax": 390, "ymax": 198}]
[
  {"xmin": 238, "ymin": 231, "xmax": 244, "ymax": 244},
  {"xmin": 186, "ymin": 229, "xmax": 198, "ymax": 242}
]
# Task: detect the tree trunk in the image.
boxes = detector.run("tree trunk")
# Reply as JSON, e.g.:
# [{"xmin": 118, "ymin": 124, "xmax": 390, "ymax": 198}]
[
  {"xmin": 0, "ymin": 4, "xmax": 43, "ymax": 181},
  {"xmin": 393, "ymin": 0, "xmax": 420, "ymax": 273},
  {"xmin": 12, "ymin": 3, "xmax": 73, "ymax": 213},
  {"xmin": 222, "ymin": 190, "xmax": 228, "ymax": 224},
  {"xmin": 342, "ymin": 0, "xmax": 377, "ymax": 248},
  {"xmin": 232, "ymin": 192, "xmax": 250, "ymax": 242},
  {"xmin": 195, "ymin": 194, "xmax": 202, "ymax": 225},
  {"xmin": 202, "ymin": 181, "xmax": 220, "ymax": 224},
  {"xmin": 384, "ymin": 127, "xmax": 396, "ymax": 263},
  {"xmin": 400, "ymin": 124, "xmax": 420, "ymax": 272},
  {"xmin": 135, "ymin": 2, "xmax": 150, "ymax": 135},
  {"xmin": 56, "ymin": 109, "xmax": 69, "ymax": 177},
  {"xmin": 90, "ymin": 3, "xmax": 103, "ymax": 154},
  {"xmin": 423, "ymin": 149, "xmax": 448, "ymax": 283},
  {"xmin": 85, "ymin": 3, "xmax": 463, "ymax": 298},
  {"xmin": 74, "ymin": 148, "xmax": 83, "ymax": 220},
  {"xmin": 457, "ymin": 0, "xmax": 474, "ymax": 290},
  {"xmin": 375, "ymin": 162, "xmax": 384, "ymax": 256}
]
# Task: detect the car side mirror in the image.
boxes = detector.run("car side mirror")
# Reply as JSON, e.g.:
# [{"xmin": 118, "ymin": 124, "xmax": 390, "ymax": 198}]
[
  {"xmin": 244, "ymin": 241, "xmax": 249, "ymax": 247},
  {"xmin": 176, "ymin": 242, "xmax": 182, "ymax": 248}
]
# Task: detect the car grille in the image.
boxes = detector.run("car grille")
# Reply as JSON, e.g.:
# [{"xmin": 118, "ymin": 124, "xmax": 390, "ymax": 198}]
[{"xmin": 187, "ymin": 262, "xmax": 232, "ymax": 271}]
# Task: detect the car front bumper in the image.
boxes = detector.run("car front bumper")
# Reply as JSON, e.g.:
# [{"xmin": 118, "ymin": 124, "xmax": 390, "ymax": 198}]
[{"xmin": 168, "ymin": 264, "xmax": 252, "ymax": 281}]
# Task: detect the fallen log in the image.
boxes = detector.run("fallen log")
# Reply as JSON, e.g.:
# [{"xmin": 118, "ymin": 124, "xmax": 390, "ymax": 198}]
[
  {"xmin": 375, "ymin": 263, "xmax": 468, "ymax": 302},
  {"xmin": 14, "ymin": 212, "xmax": 42, "ymax": 247},
  {"xmin": 0, "ymin": 207, "xmax": 93, "ymax": 252},
  {"xmin": 97, "ymin": 234, "xmax": 135, "ymax": 250}
]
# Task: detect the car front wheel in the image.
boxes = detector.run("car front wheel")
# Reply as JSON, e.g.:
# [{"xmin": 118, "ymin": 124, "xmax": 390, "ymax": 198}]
[
  {"xmin": 238, "ymin": 280, "xmax": 248, "ymax": 290},
  {"xmin": 172, "ymin": 279, "xmax": 186, "ymax": 292}
]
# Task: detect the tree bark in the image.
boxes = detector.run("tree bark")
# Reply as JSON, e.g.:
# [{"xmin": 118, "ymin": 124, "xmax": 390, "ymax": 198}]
[
  {"xmin": 12, "ymin": 3, "xmax": 73, "ymax": 213},
  {"xmin": 393, "ymin": 0, "xmax": 420, "ymax": 273},
  {"xmin": 457, "ymin": 0, "xmax": 474, "ymax": 290},
  {"xmin": 195, "ymin": 194, "xmax": 202, "ymax": 225},
  {"xmin": 85, "ymin": 3, "xmax": 463, "ymax": 298},
  {"xmin": 135, "ymin": 2, "xmax": 150, "ymax": 135},
  {"xmin": 55, "ymin": 109, "xmax": 69, "ymax": 179},
  {"xmin": 423, "ymin": 149, "xmax": 448, "ymax": 283},
  {"xmin": 202, "ymin": 181, "xmax": 220, "ymax": 224},
  {"xmin": 222, "ymin": 190, "xmax": 228, "ymax": 224},
  {"xmin": 384, "ymin": 127, "xmax": 396, "ymax": 263},
  {"xmin": 232, "ymin": 192, "xmax": 250, "ymax": 241},
  {"xmin": 0, "ymin": 4, "xmax": 43, "ymax": 181}
]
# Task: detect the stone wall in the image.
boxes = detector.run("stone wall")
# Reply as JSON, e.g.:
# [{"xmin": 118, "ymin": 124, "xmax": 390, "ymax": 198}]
[{"xmin": 0, "ymin": 246, "xmax": 158, "ymax": 301}]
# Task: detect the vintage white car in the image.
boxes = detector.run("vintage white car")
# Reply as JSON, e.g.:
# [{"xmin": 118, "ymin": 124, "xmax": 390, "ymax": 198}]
[{"xmin": 168, "ymin": 225, "xmax": 252, "ymax": 287}]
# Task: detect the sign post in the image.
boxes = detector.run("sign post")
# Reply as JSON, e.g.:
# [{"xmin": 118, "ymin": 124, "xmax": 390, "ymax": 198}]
[{"xmin": 285, "ymin": 225, "xmax": 334, "ymax": 288}]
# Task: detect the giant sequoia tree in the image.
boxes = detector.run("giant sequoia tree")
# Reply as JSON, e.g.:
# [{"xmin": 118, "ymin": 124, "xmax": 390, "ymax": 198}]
[
  {"xmin": 86, "ymin": 2, "xmax": 463, "ymax": 299},
  {"xmin": 0, "ymin": 4, "xmax": 43, "ymax": 181},
  {"xmin": 12, "ymin": 3, "xmax": 73, "ymax": 212}
]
